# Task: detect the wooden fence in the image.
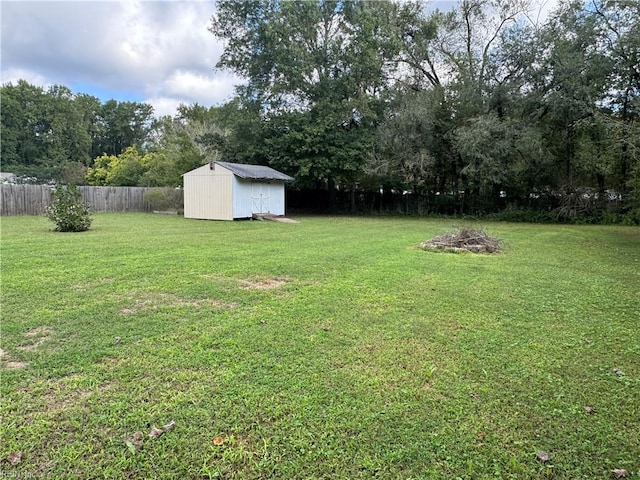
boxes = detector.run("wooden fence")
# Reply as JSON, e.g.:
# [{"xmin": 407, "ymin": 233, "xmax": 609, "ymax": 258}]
[{"xmin": 0, "ymin": 185, "xmax": 181, "ymax": 216}]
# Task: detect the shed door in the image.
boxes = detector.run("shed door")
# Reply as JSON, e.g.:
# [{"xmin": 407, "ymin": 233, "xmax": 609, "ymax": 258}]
[{"xmin": 251, "ymin": 182, "xmax": 270, "ymax": 214}]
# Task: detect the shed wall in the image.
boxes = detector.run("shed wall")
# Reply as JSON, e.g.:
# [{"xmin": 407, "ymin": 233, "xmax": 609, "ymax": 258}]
[
  {"xmin": 264, "ymin": 182, "xmax": 286, "ymax": 215},
  {"xmin": 233, "ymin": 179, "xmax": 286, "ymax": 218},
  {"xmin": 183, "ymin": 165, "xmax": 233, "ymax": 220},
  {"xmin": 233, "ymin": 178, "xmax": 253, "ymax": 218}
]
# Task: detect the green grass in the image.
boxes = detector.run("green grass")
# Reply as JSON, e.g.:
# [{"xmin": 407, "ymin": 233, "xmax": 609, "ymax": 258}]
[{"xmin": 1, "ymin": 213, "xmax": 638, "ymax": 479}]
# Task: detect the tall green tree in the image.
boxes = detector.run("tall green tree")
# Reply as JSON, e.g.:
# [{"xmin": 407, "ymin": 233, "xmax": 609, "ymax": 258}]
[
  {"xmin": 210, "ymin": 0, "xmax": 402, "ymax": 189},
  {"xmin": 367, "ymin": 87, "xmax": 455, "ymax": 195},
  {"xmin": 0, "ymin": 80, "xmax": 46, "ymax": 175},
  {"xmin": 143, "ymin": 104, "xmax": 226, "ymax": 186},
  {"xmin": 370, "ymin": 0, "xmax": 534, "ymax": 211},
  {"xmin": 93, "ymin": 100, "xmax": 155, "ymax": 157},
  {"xmin": 495, "ymin": 0, "xmax": 639, "ymax": 219},
  {"xmin": 589, "ymin": 0, "xmax": 640, "ymax": 211},
  {"xmin": 45, "ymin": 85, "xmax": 93, "ymax": 180},
  {"xmin": 0, "ymin": 81, "xmax": 93, "ymax": 182}
]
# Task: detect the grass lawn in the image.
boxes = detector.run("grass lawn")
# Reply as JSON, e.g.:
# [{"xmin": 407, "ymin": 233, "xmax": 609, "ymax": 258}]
[{"xmin": 1, "ymin": 213, "xmax": 638, "ymax": 479}]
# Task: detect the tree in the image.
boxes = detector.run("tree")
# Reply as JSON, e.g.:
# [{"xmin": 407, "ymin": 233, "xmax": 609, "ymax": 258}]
[
  {"xmin": 86, "ymin": 146, "xmax": 146, "ymax": 186},
  {"xmin": 75, "ymin": 93, "xmax": 104, "ymax": 160},
  {"xmin": 138, "ymin": 151, "xmax": 181, "ymax": 187},
  {"xmin": 0, "ymin": 80, "xmax": 46, "ymax": 174},
  {"xmin": 144, "ymin": 104, "xmax": 226, "ymax": 186},
  {"xmin": 210, "ymin": 0, "xmax": 401, "ymax": 190},
  {"xmin": 493, "ymin": 0, "xmax": 639, "ymax": 219},
  {"xmin": 367, "ymin": 87, "xmax": 454, "ymax": 195},
  {"xmin": 94, "ymin": 100, "xmax": 155, "ymax": 156},
  {"xmin": 368, "ymin": 0, "xmax": 535, "ymax": 212},
  {"xmin": 44, "ymin": 85, "xmax": 93, "ymax": 180},
  {"xmin": 213, "ymin": 99, "xmax": 268, "ymax": 165},
  {"xmin": 0, "ymin": 81, "xmax": 93, "ymax": 182},
  {"xmin": 589, "ymin": 0, "xmax": 640, "ymax": 211}
]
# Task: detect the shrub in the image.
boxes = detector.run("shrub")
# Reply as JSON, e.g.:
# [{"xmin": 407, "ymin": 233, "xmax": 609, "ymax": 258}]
[
  {"xmin": 143, "ymin": 187, "xmax": 183, "ymax": 212},
  {"xmin": 488, "ymin": 205, "xmax": 556, "ymax": 223},
  {"xmin": 620, "ymin": 209, "xmax": 640, "ymax": 225},
  {"xmin": 45, "ymin": 184, "xmax": 93, "ymax": 232}
]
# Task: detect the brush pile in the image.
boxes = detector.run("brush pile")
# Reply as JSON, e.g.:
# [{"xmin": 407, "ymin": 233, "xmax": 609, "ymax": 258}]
[{"xmin": 420, "ymin": 226, "xmax": 503, "ymax": 254}]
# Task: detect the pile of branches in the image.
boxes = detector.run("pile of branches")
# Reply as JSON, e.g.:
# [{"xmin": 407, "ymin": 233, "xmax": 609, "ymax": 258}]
[{"xmin": 420, "ymin": 225, "xmax": 503, "ymax": 254}]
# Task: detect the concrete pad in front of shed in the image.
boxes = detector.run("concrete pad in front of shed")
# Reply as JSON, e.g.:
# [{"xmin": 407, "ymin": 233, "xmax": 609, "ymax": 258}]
[{"xmin": 253, "ymin": 213, "xmax": 299, "ymax": 223}]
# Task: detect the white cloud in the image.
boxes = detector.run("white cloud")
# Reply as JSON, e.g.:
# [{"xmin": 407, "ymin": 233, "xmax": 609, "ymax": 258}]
[
  {"xmin": 143, "ymin": 96, "xmax": 185, "ymax": 118},
  {"xmin": 1, "ymin": 68, "xmax": 51, "ymax": 89},
  {"xmin": 144, "ymin": 70, "xmax": 243, "ymax": 116},
  {"xmin": 0, "ymin": 0, "xmax": 240, "ymax": 116},
  {"xmin": 164, "ymin": 70, "xmax": 240, "ymax": 101}
]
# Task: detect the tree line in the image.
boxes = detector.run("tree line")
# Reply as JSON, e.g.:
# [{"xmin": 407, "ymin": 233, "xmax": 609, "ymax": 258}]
[
  {"xmin": 0, "ymin": 82, "xmax": 220, "ymax": 188},
  {"xmin": 1, "ymin": 0, "xmax": 638, "ymax": 222}
]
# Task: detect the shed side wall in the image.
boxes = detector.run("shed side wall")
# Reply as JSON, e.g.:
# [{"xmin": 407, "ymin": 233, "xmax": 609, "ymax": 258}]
[{"xmin": 184, "ymin": 167, "xmax": 233, "ymax": 220}]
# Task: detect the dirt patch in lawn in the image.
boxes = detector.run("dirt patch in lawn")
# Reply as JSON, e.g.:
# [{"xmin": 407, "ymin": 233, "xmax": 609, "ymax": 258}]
[
  {"xmin": 238, "ymin": 277, "xmax": 288, "ymax": 290},
  {"xmin": 0, "ymin": 348, "xmax": 28, "ymax": 370},
  {"xmin": 18, "ymin": 374, "xmax": 117, "ymax": 413},
  {"xmin": 18, "ymin": 326, "xmax": 54, "ymax": 352},
  {"xmin": 2, "ymin": 327, "xmax": 54, "ymax": 369},
  {"xmin": 120, "ymin": 292, "xmax": 237, "ymax": 314},
  {"xmin": 3, "ymin": 360, "xmax": 28, "ymax": 369},
  {"xmin": 43, "ymin": 376, "xmax": 95, "ymax": 412},
  {"xmin": 72, "ymin": 277, "xmax": 115, "ymax": 292}
]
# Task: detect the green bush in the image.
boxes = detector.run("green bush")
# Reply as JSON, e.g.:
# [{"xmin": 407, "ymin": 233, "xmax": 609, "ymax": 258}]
[
  {"xmin": 620, "ymin": 209, "xmax": 640, "ymax": 225},
  {"xmin": 143, "ymin": 187, "xmax": 183, "ymax": 212},
  {"xmin": 487, "ymin": 205, "xmax": 556, "ymax": 223},
  {"xmin": 45, "ymin": 184, "xmax": 93, "ymax": 232}
]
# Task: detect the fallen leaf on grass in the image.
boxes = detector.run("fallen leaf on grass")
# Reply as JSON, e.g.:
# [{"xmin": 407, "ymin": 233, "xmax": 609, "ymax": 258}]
[
  {"xmin": 613, "ymin": 468, "xmax": 629, "ymax": 478},
  {"xmin": 583, "ymin": 406, "xmax": 596, "ymax": 414},
  {"xmin": 213, "ymin": 436, "xmax": 225, "ymax": 446},
  {"xmin": 536, "ymin": 451, "xmax": 552, "ymax": 463},
  {"xmin": 163, "ymin": 420, "xmax": 176, "ymax": 432},
  {"xmin": 6, "ymin": 451, "xmax": 22, "ymax": 465},
  {"xmin": 149, "ymin": 427, "xmax": 164, "ymax": 439},
  {"xmin": 476, "ymin": 431, "xmax": 485, "ymax": 439}
]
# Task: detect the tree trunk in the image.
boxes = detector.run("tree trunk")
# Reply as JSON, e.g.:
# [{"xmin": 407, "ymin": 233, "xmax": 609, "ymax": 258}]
[{"xmin": 328, "ymin": 176, "xmax": 336, "ymax": 213}]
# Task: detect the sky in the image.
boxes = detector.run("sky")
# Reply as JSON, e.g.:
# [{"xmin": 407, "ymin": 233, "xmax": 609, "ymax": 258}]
[
  {"xmin": 1, "ymin": 0, "xmax": 558, "ymax": 118},
  {"xmin": 1, "ymin": 0, "xmax": 242, "ymax": 117}
]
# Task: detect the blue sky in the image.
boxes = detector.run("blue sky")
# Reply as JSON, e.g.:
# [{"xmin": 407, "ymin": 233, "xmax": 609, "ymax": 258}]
[{"xmin": 1, "ymin": 0, "xmax": 557, "ymax": 118}]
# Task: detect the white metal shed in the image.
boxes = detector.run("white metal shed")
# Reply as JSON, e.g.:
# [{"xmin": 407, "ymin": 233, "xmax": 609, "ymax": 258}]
[{"xmin": 183, "ymin": 162, "xmax": 294, "ymax": 220}]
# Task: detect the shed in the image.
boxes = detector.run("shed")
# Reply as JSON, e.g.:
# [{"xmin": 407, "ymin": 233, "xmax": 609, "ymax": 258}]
[{"xmin": 183, "ymin": 162, "xmax": 294, "ymax": 220}]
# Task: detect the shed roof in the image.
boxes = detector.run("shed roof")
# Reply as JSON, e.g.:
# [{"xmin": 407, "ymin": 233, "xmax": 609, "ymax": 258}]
[{"xmin": 216, "ymin": 162, "xmax": 293, "ymax": 182}]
